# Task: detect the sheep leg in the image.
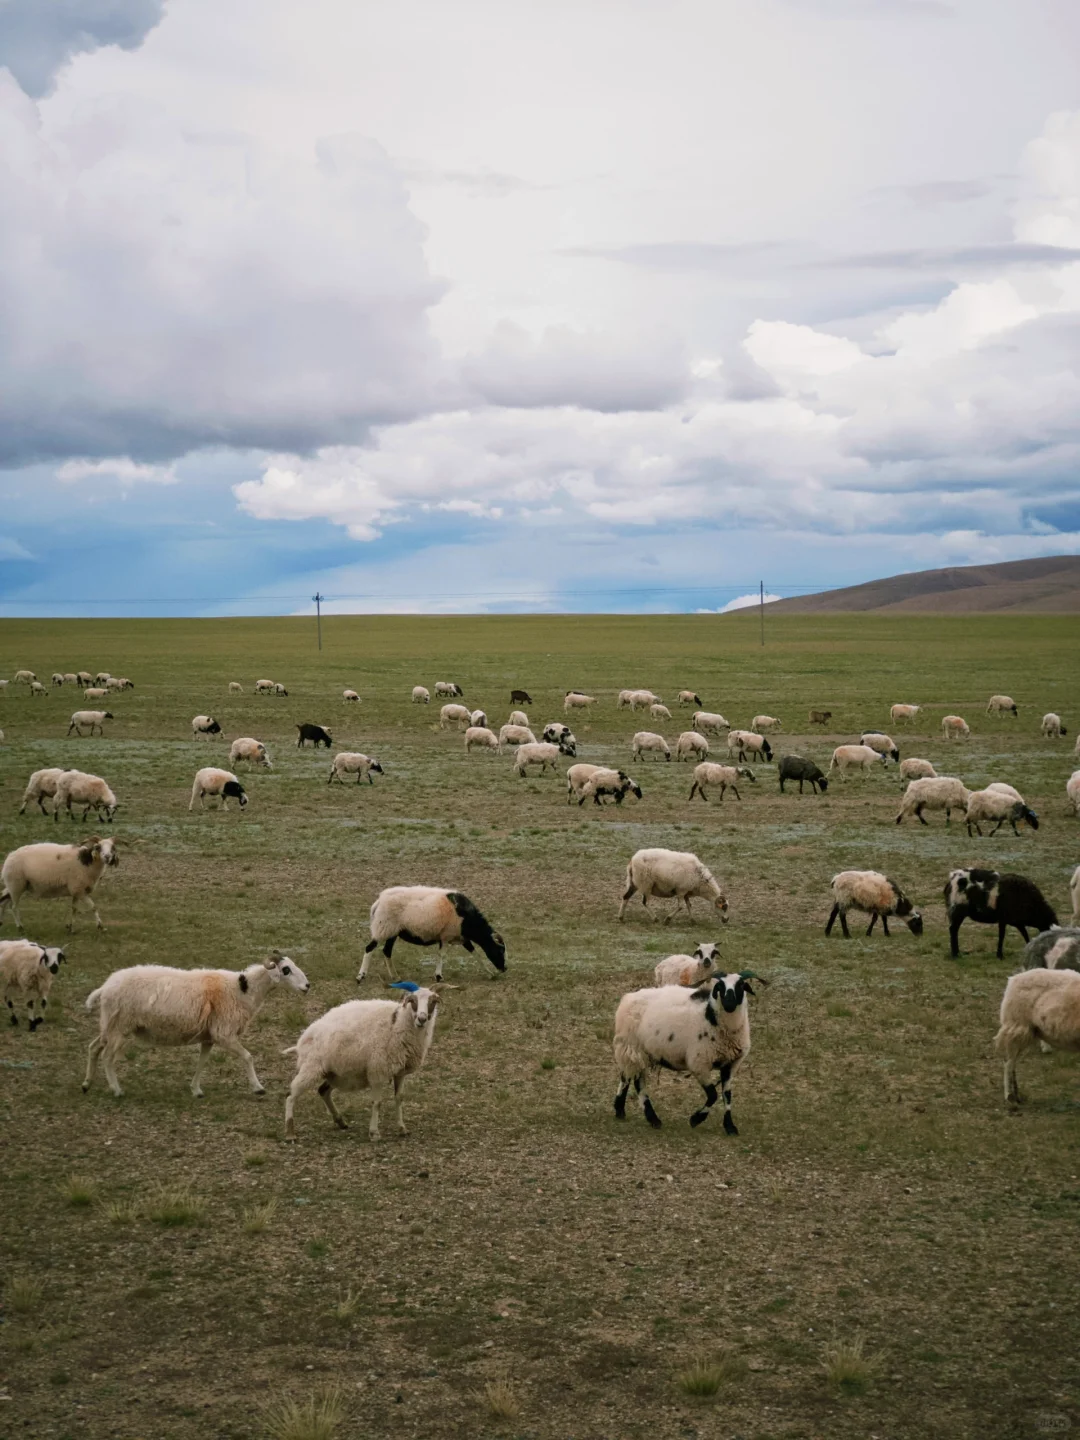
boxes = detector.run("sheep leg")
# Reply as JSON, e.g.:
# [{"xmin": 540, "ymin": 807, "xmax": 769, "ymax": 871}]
[
  {"xmin": 636, "ymin": 1076, "xmax": 662, "ymax": 1129},
  {"xmin": 617, "ymin": 882, "xmax": 638, "ymax": 920},
  {"xmin": 949, "ymin": 916, "xmax": 965, "ymax": 958},
  {"xmin": 368, "ymin": 1086, "xmax": 393, "ymax": 1140},
  {"xmin": 101, "ymin": 1039, "xmax": 124, "ymax": 1096},
  {"xmin": 7, "ymin": 994, "xmax": 18, "ymax": 1025},
  {"xmin": 318, "ymin": 1081, "xmax": 348, "ymax": 1129},
  {"xmin": 825, "ymin": 904, "xmax": 840, "ymax": 936},
  {"xmin": 915, "ymin": 804, "xmax": 929, "ymax": 826},
  {"xmin": 613, "ymin": 1077, "xmax": 631, "ymax": 1119},
  {"xmin": 866, "ymin": 914, "xmax": 878, "ymax": 935},
  {"xmin": 881, "ymin": 915, "xmax": 890, "ymax": 936},
  {"xmin": 190, "ymin": 1040, "xmax": 214, "ymax": 1097},
  {"xmin": 82, "ymin": 1035, "xmax": 104, "ymax": 1089},
  {"xmin": 689, "ymin": 1080, "xmax": 719, "ymax": 1128},
  {"xmin": 27, "ymin": 998, "xmax": 40, "ymax": 1031},
  {"xmin": 390, "ymin": 1073, "xmax": 408, "ymax": 1135},
  {"xmin": 1003, "ymin": 1057, "xmax": 1021, "ymax": 1104},
  {"xmin": 714, "ymin": 1061, "xmax": 739, "ymax": 1135}
]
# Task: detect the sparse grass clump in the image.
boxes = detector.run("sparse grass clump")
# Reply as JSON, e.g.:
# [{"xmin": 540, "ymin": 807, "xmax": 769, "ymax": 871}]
[
  {"xmin": 8, "ymin": 1276, "xmax": 43, "ymax": 1314},
  {"xmin": 243, "ymin": 1199, "xmax": 278, "ymax": 1234},
  {"xmin": 146, "ymin": 1185, "xmax": 204, "ymax": 1227},
  {"xmin": 263, "ymin": 1385, "xmax": 347, "ymax": 1440},
  {"xmin": 243, "ymin": 1149, "xmax": 268, "ymax": 1168},
  {"xmin": 328, "ymin": 1288, "xmax": 361, "ymax": 1325},
  {"xmin": 482, "ymin": 1377, "xmax": 521, "ymax": 1420},
  {"xmin": 675, "ymin": 1355, "xmax": 749, "ymax": 1397},
  {"xmin": 58, "ymin": 1173, "xmax": 97, "ymax": 1208},
  {"xmin": 823, "ymin": 1335, "xmax": 879, "ymax": 1395},
  {"xmin": 104, "ymin": 1199, "xmax": 141, "ymax": 1226}
]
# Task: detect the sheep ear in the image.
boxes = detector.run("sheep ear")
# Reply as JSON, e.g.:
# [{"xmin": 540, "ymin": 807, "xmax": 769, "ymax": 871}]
[{"xmin": 265, "ymin": 952, "xmax": 282, "ymax": 970}]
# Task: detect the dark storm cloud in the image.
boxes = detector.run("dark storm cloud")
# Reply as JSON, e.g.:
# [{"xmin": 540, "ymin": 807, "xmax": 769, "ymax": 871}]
[{"xmin": 0, "ymin": 0, "xmax": 165, "ymax": 97}]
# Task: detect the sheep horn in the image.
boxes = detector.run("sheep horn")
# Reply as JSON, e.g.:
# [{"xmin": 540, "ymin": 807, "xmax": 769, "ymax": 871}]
[{"xmin": 739, "ymin": 970, "xmax": 770, "ymax": 985}]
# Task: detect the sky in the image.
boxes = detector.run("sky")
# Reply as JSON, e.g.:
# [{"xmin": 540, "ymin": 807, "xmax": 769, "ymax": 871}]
[{"xmin": 2, "ymin": 0, "xmax": 1080, "ymax": 615}]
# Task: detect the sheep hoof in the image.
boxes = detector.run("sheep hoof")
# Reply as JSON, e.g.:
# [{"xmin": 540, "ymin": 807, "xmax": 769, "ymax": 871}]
[
  {"xmin": 689, "ymin": 1111, "xmax": 709, "ymax": 1128},
  {"xmin": 723, "ymin": 1113, "xmax": 739, "ymax": 1136},
  {"xmin": 81, "ymin": 1082, "xmax": 89, "ymax": 1093},
  {"xmin": 252, "ymin": 1086, "xmax": 266, "ymax": 1097},
  {"xmin": 284, "ymin": 1133, "xmax": 297, "ymax": 1144},
  {"xmin": 334, "ymin": 1116, "xmax": 349, "ymax": 1130},
  {"xmin": 192, "ymin": 1088, "xmax": 204, "ymax": 1099}
]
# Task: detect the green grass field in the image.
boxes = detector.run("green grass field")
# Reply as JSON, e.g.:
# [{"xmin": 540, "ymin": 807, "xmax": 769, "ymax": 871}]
[{"xmin": 0, "ymin": 612, "xmax": 1077, "ymax": 1440}]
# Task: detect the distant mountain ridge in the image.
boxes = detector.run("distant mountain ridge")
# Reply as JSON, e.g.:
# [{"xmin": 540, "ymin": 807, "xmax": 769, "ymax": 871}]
[{"xmin": 769, "ymin": 555, "xmax": 1080, "ymax": 614}]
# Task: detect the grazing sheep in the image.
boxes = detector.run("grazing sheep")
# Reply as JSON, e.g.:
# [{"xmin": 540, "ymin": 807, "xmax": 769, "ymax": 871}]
[
  {"xmin": 965, "ymin": 786, "xmax": 1039, "ymax": 837},
  {"xmin": 229, "ymin": 681, "xmax": 243, "ymax": 694},
  {"xmin": 105, "ymin": 677, "xmax": 125, "ymax": 691},
  {"xmin": 693, "ymin": 710, "xmax": 731, "ymax": 735},
  {"xmin": 229, "ymin": 737, "xmax": 272, "ymax": 770},
  {"xmin": 941, "ymin": 714, "xmax": 970, "ymax": 740},
  {"xmin": 94, "ymin": 672, "xmax": 110, "ymax": 686},
  {"xmin": 1067, "ymin": 769, "xmax": 1080, "ymax": 817},
  {"xmin": 825, "ymin": 871, "xmax": 923, "ymax": 939},
  {"xmin": 498, "ymin": 723, "xmax": 536, "ymax": 749},
  {"xmin": 435, "ymin": 681, "xmax": 464, "ymax": 698},
  {"xmin": 751, "ymin": 714, "xmax": 782, "ymax": 734},
  {"xmin": 513, "ymin": 741, "xmax": 562, "ymax": 777},
  {"xmin": 1072, "ymin": 865, "xmax": 1080, "ymax": 922},
  {"xmin": 542, "ymin": 721, "xmax": 572, "ymax": 744},
  {"xmin": 653, "ymin": 942, "xmax": 720, "ymax": 987},
  {"xmin": 67, "ymin": 710, "xmax": 113, "ymax": 737},
  {"xmin": 296, "ymin": 723, "xmax": 333, "ymax": 748},
  {"xmin": 860, "ymin": 732, "xmax": 900, "ymax": 763},
  {"xmin": 273, "ymin": 683, "xmax": 288, "ymax": 697},
  {"xmin": 255, "ymin": 679, "xmax": 275, "ymax": 694},
  {"xmin": 1041, "ymin": 712, "xmax": 1067, "ymax": 738},
  {"xmin": 899, "ymin": 758, "xmax": 937, "ymax": 782},
  {"xmin": 564, "ymin": 692, "xmax": 597, "ymax": 712},
  {"xmin": 357, "ymin": 887, "xmax": 506, "ymax": 982},
  {"xmin": 1022, "ymin": 928, "xmax": 1080, "ymax": 973},
  {"xmin": 13, "ymin": 670, "xmax": 36, "ymax": 685},
  {"xmin": 618, "ymin": 848, "xmax": 728, "ymax": 924},
  {"xmin": 995, "ymin": 968, "xmax": 1080, "ymax": 1103},
  {"xmin": 510, "ymin": 689, "xmax": 533, "ymax": 705},
  {"xmin": 777, "ymin": 755, "xmax": 828, "ymax": 794},
  {"xmin": 895, "ymin": 776, "xmax": 971, "ymax": 826},
  {"xmin": 284, "ymin": 987, "xmax": 439, "ymax": 1142},
  {"xmin": 19, "ymin": 768, "xmax": 70, "ymax": 817},
  {"xmin": 191, "ymin": 714, "xmax": 222, "ymax": 740},
  {"xmin": 688, "ymin": 762, "xmax": 755, "ymax": 803},
  {"xmin": 945, "ymin": 868, "xmax": 1058, "ymax": 958},
  {"xmin": 342, "ymin": 689, "xmax": 361, "ymax": 704},
  {"xmin": 651, "ymin": 703, "xmax": 673, "ymax": 721},
  {"xmin": 411, "ymin": 686, "xmax": 431, "ymax": 704},
  {"xmin": 577, "ymin": 767, "xmax": 643, "ymax": 807},
  {"xmin": 53, "ymin": 771, "xmax": 118, "ymax": 824},
  {"xmin": 465, "ymin": 726, "xmax": 500, "ymax": 753},
  {"xmin": 678, "ymin": 691, "xmax": 703, "ymax": 707},
  {"xmin": 727, "ymin": 730, "xmax": 772, "ymax": 764},
  {"xmin": 439, "ymin": 704, "xmax": 472, "ymax": 731},
  {"xmin": 189, "ymin": 768, "xmax": 248, "ymax": 811},
  {"xmin": 829, "ymin": 744, "xmax": 884, "ymax": 780},
  {"xmin": 1, "ymin": 941, "xmax": 65, "ymax": 1029},
  {"xmin": 808, "ymin": 709, "xmax": 832, "ymax": 727},
  {"xmin": 987, "ymin": 694, "xmax": 1018, "ymax": 718},
  {"xmin": 29, "ymin": 681, "xmax": 46, "ymax": 698},
  {"xmin": 82, "ymin": 688, "xmax": 108, "ymax": 701},
  {"xmin": 613, "ymin": 971, "xmax": 764, "ymax": 1133},
  {"xmin": 114, "ymin": 677, "xmax": 134, "ymax": 691},
  {"xmin": 632, "ymin": 731, "xmax": 671, "ymax": 763},
  {"xmin": 890, "ymin": 704, "xmax": 920, "ymax": 725},
  {"xmin": 470, "ymin": 709, "xmax": 488, "ymax": 729},
  {"xmin": 675, "ymin": 731, "xmax": 709, "ymax": 763},
  {"xmin": 328, "ymin": 752, "xmax": 384, "ymax": 784},
  {"xmin": 0, "ymin": 836, "xmax": 119, "ymax": 930},
  {"xmin": 508, "ymin": 709, "xmax": 530, "ymax": 728},
  {"xmin": 51, "ymin": 673, "xmax": 66, "ymax": 687},
  {"xmin": 63, "ymin": 674, "xmax": 78, "ymax": 686},
  {"xmin": 83, "ymin": 952, "xmax": 309, "ymax": 1098}
]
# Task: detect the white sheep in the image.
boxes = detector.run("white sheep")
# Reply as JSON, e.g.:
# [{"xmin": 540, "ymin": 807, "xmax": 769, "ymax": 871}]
[
  {"xmin": 191, "ymin": 715, "xmax": 222, "ymax": 740},
  {"xmin": 0, "ymin": 836, "xmax": 119, "ymax": 930},
  {"xmin": 728, "ymin": 730, "xmax": 773, "ymax": 764},
  {"xmin": 564, "ymin": 692, "xmax": 597, "ymax": 712},
  {"xmin": 890, "ymin": 703, "xmax": 920, "ymax": 725},
  {"xmin": 653, "ymin": 942, "xmax": 720, "ymax": 987},
  {"xmin": 19, "ymin": 768, "xmax": 70, "ymax": 817},
  {"xmin": 693, "ymin": 710, "xmax": 730, "ymax": 735},
  {"xmin": 284, "ymin": 987, "xmax": 439, "ymax": 1141},
  {"xmin": 114, "ymin": 677, "xmax": 134, "ymax": 691},
  {"xmin": 498, "ymin": 723, "xmax": 536, "ymax": 749},
  {"xmin": 1041, "ymin": 713, "xmax": 1067, "ymax": 738},
  {"xmin": 255, "ymin": 679, "xmax": 274, "ymax": 694},
  {"xmin": 83, "ymin": 952, "xmax": 309, "ymax": 1097},
  {"xmin": 941, "ymin": 714, "xmax": 970, "ymax": 740},
  {"xmin": 678, "ymin": 690, "xmax": 703, "ymax": 707},
  {"xmin": 411, "ymin": 685, "xmax": 431, "ymax": 704},
  {"xmin": 899, "ymin": 758, "xmax": 937, "ymax": 782},
  {"xmin": 434, "ymin": 681, "xmax": 463, "ymax": 698},
  {"xmin": 575, "ymin": 767, "xmax": 643, "ymax": 807},
  {"xmin": 273, "ymin": 682, "xmax": 288, "ymax": 696},
  {"xmin": 613, "ymin": 971, "xmax": 764, "ymax": 1133},
  {"xmin": 825, "ymin": 871, "xmax": 923, "ymax": 938},
  {"xmin": 29, "ymin": 681, "xmax": 46, "ymax": 698},
  {"xmin": 53, "ymin": 770, "xmax": 118, "ymax": 824},
  {"xmin": 82, "ymin": 688, "xmax": 108, "ymax": 701},
  {"xmin": 229, "ymin": 737, "xmax": 272, "ymax": 769},
  {"xmin": 342, "ymin": 689, "xmax": 361, "ymax": 704},
  {"xmin": 965, "ymin": 785, "xmax": 1039, "ymax": 837},
  {"xmin": 895, "ymin": 776, "xmax": 971, "ymax": 825},
  {"xmin": 105, "ymin": 677, "xmax": 125, "ymax": 691},
  {"xmin": 650, "ymin": 703, "xmax": 672, "ymax": 721},
  {"xmin": 470, "ymin": 709, "xmax": 488, "ymax": 729},
  {"xmin": 94, "ymin": 672, "xmax": 110, "ymax": 686},
  {"xmin": 859, "ymin": 732, "xmax": 900, "ymax": 763},
  {"xmin": 439, "ymin": 703, "xmax": 472, "ymax": 731},
  {"xmin": 189, "ymin": 768, "xmax": 248, "ymax": 811},
  {"xmin": 357, "ymin": 887, "xmax": 506, "ymax": 981},
  {"xmin": 13, "ymin": 670, "xmax": 36, "ymax": 685},
  {"xmin": 1, "ymin": 940, "xmax": 65, "ymax": 1029},
  {"xmin": 465, "ymin": 726, "xmax": 500, "ymax": 753},
  {"xmin": 328, "ymin": 752, "xmax": 384, "ymax": 785},
  {"xmin": 687, "ymin": 761, "xmax": 755, "ymax": 803},
  {"xmin": 1067, "ymin": 770, "xmax": 1080, "ymax": 817},
  {"xmin": 828, "ymin": 744, "xmax": 884, "ymax": 780},
  {"xmin": 1076, "ymin": 734, "xmax": 1080, "ymax": 758},
  {"xmin": 1072, "ymin": 865, "xmax": 1080, "ymax": 922},
  {"xmin": 0, "ymin": 679, "xmax": 8, "ymax": 693},
  {"xmin": 229, "ymin": 681, "xmax": 243, "ymax": 694},
  {"xmin": 63, "ymin": 674, "xmax": 78, "ymax": 686},
  {"xmin": 618, "ymin": 848, "xmax": 729, "ymax": 924},
  {"xmin": 995, "ymin": 968, "xmax": 1080, "ymax": 1103},
  {"xmin": 632, "ymin": 731, "xmax": 671, "ymax": 763},
  {"xmin": 751, "ymin": 714, "xmax": 782, "ymax": 734},
  {"xmin": 675, "ymin": 731, "xmax": 709, "ymax": 763},
  {"xmin": 51, "ymin": 672, "xmax": 66, "ymax": 687},
  {"xmin": 67, "ymin": 710, "xmax": 113, "ymax": 737},
  {"xmin": 76, "ymin": 672, "xmax": 92, "ymax": 687},
  {"xmin": 513, "ymin": 741, "xmax": 562, "ymax": 777},
  {"xmin": 987, "ymin": 694, "xmax": 1018, "ymax": 718}
]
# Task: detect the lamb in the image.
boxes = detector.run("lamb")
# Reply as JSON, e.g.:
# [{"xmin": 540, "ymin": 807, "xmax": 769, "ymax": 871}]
[
  {"xmin": 439, "ymin": 703, "xmax": 472, "ymax": 731},
  {"xmin": 808, "ymin": 709, "xmax": 832, "ymax": 726},
  {"xmin": 965, "ymin": 786, "xmax": 1039, "ymax": 837},
  {"xmin": 411, "ymin": 686, "xmax": 431, "ymax": 704},
  {"xmin": 613, "ymin": 971, "xmax": 764, "ymax": 1133},
  {"xmin": 895, "ymin": 776, "xmax": 971, "ymax": 825},
  {"xmin": 1041, "ymin": 712, "xmax": 1067, "ymax": 738},
  {"xmin": 296, "ymin": 723, "xmax": 333, "ymax": 748},
  {"xmin": 693, "ymin": 710, "xmax": 731, "ymax": 735},
  {"xmin": 510, "ymin": 689, "xmax": 533, "ymax": 705},
  {"xmin": 229, "ymin": 737, "xmax": 272, "ymax": 769},
  {"xmin": 498, "ymin": 723, "xmax": 536, "ymax": 749},
  {"xmin": 825, "ymin": 871, "xmax": 923, "ymax": 939},
  {"xmin": 751, "ymin": 715, "xmax": 782, "ymax": 734},
  {"xmin": 328, "ymin": 752, "xmax": 384, "ymax": 784},
  {"xmin": 508, "ymin": 709, "xmax": 530, "ymax": 728},
  {"xmin": 191, "ymin": 715, "xmax": 222, "ymax": 739},
  {"xmin": 653, "ymin": 942, "xmax": 720, "ymax": 987},
  {"xmin": 618, "ymin": 848, "xmax": 728, "ymax": 924},
  {"xmin": 19, "ymin": 768, "xmax": 70, "ymax": 816},
  {"xmin": 675, "ymin": 731, "xmax": 709, "ymax": 763},
  {"xmin": 687, "ymin": 762, "xmax": 755, "ymax": 803},
  {"xmin": 189, "ymin": 768, "xmax": 248, "ymax": 810},
  {"xmin": 465, "ymin": 726, "xmax": 500, "ymax": 753},
  {"xmin": 777, "ymin": 755, "xmax": 828, "ymax": 794},
  {"xmin": 890, "ymin": 704, "xmax": 920, "ymax": 725},
  {"xmin": 576, "ymin": 767, "xmax": 643, "ymax": 807},
  {"xmin": 899, "ymin": 758, "xmax": 937, "ymax": 782},
  {"xmin": 1, "ymin": 940, "xmax": 65, "ymax": 1029},
  {"xmin": 284, "ymin": 987, "xmax": 439, "ymax": 1141},
  {"xmin": 513, "ymin": 741, "xmax": 562, "ymax": 777},
  {"xmin": 1067, "ymin": 769, "xmax": 1080, "ymax": 817},
  {"xmin": 678, "ymin": 691, "xmax": 703, "ymax": 707},
  {"xmin": 651, "ymin": 703, "xmax": 673, "ymax": 721},
  {"xmin": 83, "ymin": 952, "xmax": 309, "ymax": 1098},
  {"xmin": 1021, "ymin": 928, "xmax": 1080, "ymax": 973},
  {"xmin": 860, "ymin": 732, "xmax": 900, "ymax": 763},
  {"xmin": 255, "ymin": 679, "xmax": 275, "ymax": 694},
  {"xmin": 229, "ymin": 681, "xmax": 243, "ymax": 694},
  {"xmin": 0, "ymin": 836, "xmax": 119, "ymax": 930},
  {"xmin": 470, "ymin": 709, "xmax": 488, "ymax": 729},
  {"xmin": 829, "ymin": 744, "xmax": 885, "ymax": 780},
  {"xmin": 434, "ymin": 681, "xmax": 464, "ymax": 698},
  {"xmin": 941, "ymin": 715, "xmax": 970, "ymax": 740},
  {"xmin": 727, "ymin": 730, "xmax": 773, "ymax": 764},
  {"xmin": 995, "ymin": 968, "xmax": 1080, "ymax": 1103},
  {"xmin": 342, "ymin": 689, "xmax": 361, "ymax": 704},
  {"xmin": 563, "ymin": 692, "xmax": 597, "ymax": 712},
  {"xmin": 357, "ymin": 886, "xmax": 506, "ymax": 982},
  {"xmin": 987, "ymin": 694, "xmax": 1018, "ymax": 718},
  {"xmin": 632, "ymin": 731, "xmax": 671, "ymax": 763},
  {"xmin": 13, "ymin": 670, "xmax": 36, "ymax": 685},
  {"xmin": 67, "ymin": 710, "xmax": 113, "ymax": 737},
  {"xmin": 944, "ymin": 868, "xmax": 1058, "ymax": 958},
  {"xmin": 53, "ymin": 771, "xmax": 118, "ymax": 824}
]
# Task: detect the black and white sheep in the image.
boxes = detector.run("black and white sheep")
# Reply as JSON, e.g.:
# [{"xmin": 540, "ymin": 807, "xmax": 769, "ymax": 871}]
[
  {"xmin": 987, "ymin": 694, "xmax": 1018, "ymax": 718},
  {"xmin": 1041, "ymin": 712, "xmax": 1067, "ymax": 738},
  {"xmin": 825, "ymin": 871, "xmax": 923, "ymax": 939},
  {"xmin": 1, "ymin": 940, "xmax": 65, "ymax": 1029},
  {"xmin": 860, "ymin": 732, "xmax": 900, "ymax": 763},
  {"xmin": 678, "ymin": 691, "xmax": 703, "ymax": 707},
  {"xmin": 965, "ymin": 784, "xmax": 1039, "ymax": 837},
  {"xmin": 569, "ymin": 766, "xmax": 643, "ymax": 806},
  {"xmin": 434, "ymin": 681, "xmax": 464, "ymax": 698},
  {"xmin": 727, "ymin": 730, "xmax": 772, "ymax": 764},
  {"xmin": 411, "ymin": 685, "xmax": 431, "ymax": 704},
  {"xmin": 189, "ymin": 768, "xmax": 248, "ymax": 810},
  {"xmin": 67, "ymin": 710, "xmax": 113, "ymax": 737},
  {"xmin": 1022, "ymin": 927, "xmax": 1080, "ymax": 973},
  {"xmin": 357, "ymin": 887, "xmax": 506, "ymax": 982},
  {"xmin": 944, "ymin": 868, "xmax": 1058, "ymax": 958},
  {"xmin": 192, "ymin": 714, "xmax": 222, "ymax": 739}
]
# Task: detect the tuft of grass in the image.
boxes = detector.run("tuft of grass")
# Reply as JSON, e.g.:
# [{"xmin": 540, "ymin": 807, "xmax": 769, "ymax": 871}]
[
  {"xmin": 539, "ymin": 1057, "xmax": 557, "ymax": 1071},
  {"xmin": 243, "ymin": 1149, "xmax": 268, "ymax": 1168},
  {"xmin": 482, "ymin": 1378, "xmax": 521, "ymax": 1420},
  {"xmin": 328, "ymin": 1288, "xmax": 361, "ymax": 1326},
  {"xmin": 675, "ymin": 1356, "xmax": 749, "ymax": 1397},
  {"xmin": 8, "ymin": 1276, "xmax": 43, "ymax": 1314},
  {"xmin": 104, "ymin": 1199, "xmax": 140, "ymax": 1227},
  {"xmin": 58, "ymin": 1173, "xmax": 97, "ymax": 1208},
  {"xmin": 263, "ymin": 1385, "xmax": 347, "ymax": 1440},
  {"xmin": 823, "ymin": 1335, "xmax": 879, "ymax": 1395},
  {"xmin": 243, "ymin": 1199, "xmax": 278, "ymax": 1234},
  {"xmin": 306, "ymin": 1238, "xmax": 329, "ymax": 1259},
  {"xmin": 146, "ymin": 1185, "xmax": 204, "ymax": 1227}
]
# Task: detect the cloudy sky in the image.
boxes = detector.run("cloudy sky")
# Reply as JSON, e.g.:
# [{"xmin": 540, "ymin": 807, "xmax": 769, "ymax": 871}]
[{"xmin": 2, "ymin": 0, "xmax": 1080, "ymax": 615}]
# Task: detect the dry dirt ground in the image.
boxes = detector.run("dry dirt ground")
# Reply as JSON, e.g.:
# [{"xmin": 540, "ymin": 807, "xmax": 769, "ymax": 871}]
[{"xmin": 0, "ymin": 613, "xmax": 1077, "ymax": 1440}]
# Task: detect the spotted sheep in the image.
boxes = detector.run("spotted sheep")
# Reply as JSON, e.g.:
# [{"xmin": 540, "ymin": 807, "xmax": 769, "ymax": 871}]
[
  {"xmin": 1, "ymin": 940, "xmax": 66, "ymax": 1030},
  {"xmin": 83, "ymin": 952, "xmax": 309, "ymax": 1098},
  {"xmin": 829, "ymin": 744, "xmax": 884, "ymax": 780},
  {"xmin": 895, "ymin": 776, "xmax": 971, "ymax": 826},
  {"xmin": 944, "ymin": 868, "xmax": 1058, "ymax": 958},
  {"xmin": 189, "ymin": 767, "xmax": 248, "ymax": 810},
  {"xmin": 687, "ymin": 762, "xmax": 756, "ymax": 803},
  {"xmin": 890, "ymin": 704, "xmax": 920, "ymax": 725},
  {"xmin": 613, "ymin": 971, "xmax": 766, "ymax": 1133},
  {"xmin": 0, "ymin": 836, "xmax": 119, "ymax": 931},
  {"xmin": 67, "ymin": 710, "xmax": 113, "ymax": 737},
  {"xmin": 618, "ymin": 848, "xmax": 728, "ymax": 924},
  {"xmin": 995, "ymin": 968, "xmax": 1080, "ymax": 1104},
  {"xmin": 941, "ymin": 714, "xmax": 970, "ymax": 740},
  {"xmin": 987, "ymin": 694, "xmax": 1018, "ymax": 718},
  {"xmin": 653, "ymin": 942, "xmax": 720, "ymax": 987},
  {"xmin": 965, "ymin": 784, "xmax": 1039, "ymax": 837},
  {"xmin": 825, "ymin": 871, "xmax": 923, "ymax": 939},
  {"xmin": 357, "ymin": 886, "xmax": 506, "ymax": 982},
  {"xmin": 1041, "ymin": 712, "xmax": 1067, "ymax": 738},
  {"xmin": 440, "ymin": 704, "xmax": 472, "ymax": 731}
]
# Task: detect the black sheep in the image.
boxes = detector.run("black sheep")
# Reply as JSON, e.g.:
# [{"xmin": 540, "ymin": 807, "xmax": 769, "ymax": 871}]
[
  {"xmin": 777, "ymin": 755, "xmax": 828, "ymax": 794},
  {"xmin": 296, "ymin": 723, "xmax": 333, "ymax": 749},
  {"xmin": 944, "ymin": 868, "xmax": 1058, "ymax": 958},
  {"xmin": 510, "ymin": 689, "xmax": 533, "ymax": 705}
]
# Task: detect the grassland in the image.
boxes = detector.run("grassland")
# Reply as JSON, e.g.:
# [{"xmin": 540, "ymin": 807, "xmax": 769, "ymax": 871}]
[{"xmin": 0, "ymin": 612, "xmax": 1077, "ymax": 1440}]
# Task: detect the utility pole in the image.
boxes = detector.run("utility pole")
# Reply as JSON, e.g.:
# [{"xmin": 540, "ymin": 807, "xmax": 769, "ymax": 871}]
[
  {"xmin": 313, "ymin": 593, "xmax": 324, "ymax": 651},
  {"xmin": 760, "ymin": 581, "xmax": 765, "ymax": 647}
]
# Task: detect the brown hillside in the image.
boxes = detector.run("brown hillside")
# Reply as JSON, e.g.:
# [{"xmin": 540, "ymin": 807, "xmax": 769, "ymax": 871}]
[{"xmin": 769, "ymin": 554, "xmax": 1080, "ymax": 614}]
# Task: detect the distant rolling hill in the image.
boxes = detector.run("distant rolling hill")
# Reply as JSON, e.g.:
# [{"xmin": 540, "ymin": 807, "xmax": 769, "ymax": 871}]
[{"xmin": 769, "ymin": 555, "xmax": 1080, "ymax": 615}]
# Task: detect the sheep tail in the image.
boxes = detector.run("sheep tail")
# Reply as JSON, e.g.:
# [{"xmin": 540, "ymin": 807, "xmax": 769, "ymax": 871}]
[{"xmin": 85, "ymin": 986, "xmax": 103, "ymax": 1012}]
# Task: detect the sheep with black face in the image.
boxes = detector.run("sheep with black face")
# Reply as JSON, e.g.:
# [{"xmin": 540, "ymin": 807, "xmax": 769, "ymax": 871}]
[
  {"xmin": 825, "ymin": 871, "xmax": 923, "ymax": 939},
  {"xmin": 357, "ymin": 887, "xmax": 506, "ymax": 982}
]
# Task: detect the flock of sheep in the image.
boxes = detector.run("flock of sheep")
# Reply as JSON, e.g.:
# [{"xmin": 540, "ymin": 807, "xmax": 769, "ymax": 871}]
[{"xmin": 1, "ymin": 667, "xmax": 1079, "ymax": 1138}]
